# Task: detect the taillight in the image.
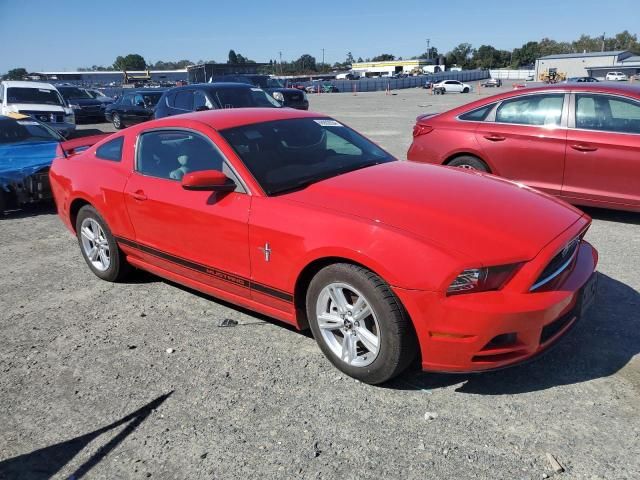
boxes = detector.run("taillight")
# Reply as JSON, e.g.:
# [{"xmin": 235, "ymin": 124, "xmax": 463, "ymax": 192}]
[{"xmin": 412, "ymin": 124, "xmax": 433, "ymax": 137}]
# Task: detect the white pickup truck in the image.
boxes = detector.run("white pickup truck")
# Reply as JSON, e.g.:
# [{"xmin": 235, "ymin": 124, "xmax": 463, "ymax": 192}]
[{"xmin": 0, "ymin": 81, "xmax": 75, "ymax": 137}]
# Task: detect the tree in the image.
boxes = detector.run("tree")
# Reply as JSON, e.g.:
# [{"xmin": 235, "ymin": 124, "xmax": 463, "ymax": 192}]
[
  {"xmin": 2, "ymin": 68, "xmax": 28, "ymax": 80},
  {"xmin": 357, "ymin": 57, "xmax": 364, "ymax": 63},
  {"xmin": 445, "ymin": 43, "xmax": 474, "ymax": 68},
  {"xmin": 511, "ymin": 41, "xmax": 540, "ymax": 67},
  {"xmin": 113, "ymin": 54, "xmax": 147, "ymax": 71},
  {"xmin": 345, "ymin": 52, "xmax": 355, "ymax": 65},
  {"xmin": 371, "ymin": 53, "xmax": 395, "ymax": 62},
  {"xmin": 228, "ymin": 50, "xmax": 238, "ymax": 64},
  {"xmin": 293, "ymin": 54, "xmax": 317, "ymax": 72}
]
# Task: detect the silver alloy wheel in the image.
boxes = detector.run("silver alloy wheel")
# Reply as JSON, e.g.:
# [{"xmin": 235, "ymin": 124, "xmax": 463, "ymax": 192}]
[
  {"xmin": 112, "ymin": 113, "xmax": 121, "ymax": 128},
  {"xmin": 316, "ymin": 282, "xmax": 381, "ymax": 367},
  {"xmin": 80, "ymin": 218, "xmax": 110, "ymax": 271},
  {"xmin": 458, "ymin": 164, "xmax": 476, "ymax": 170}
]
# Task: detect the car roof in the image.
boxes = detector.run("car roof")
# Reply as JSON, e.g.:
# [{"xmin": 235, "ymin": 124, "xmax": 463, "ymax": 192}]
[
  {"xmin": 153, "ymin": 107, "xmax": 324, "ymax": 131},
  {"xmin": 167, "ymin": 83, "xmax": 263, "ymax": 93},
  {"xmin": 121, "ymin": 88, "xmax": 167, "ymax": 94},
  {"xmin": 1, "ymin": 80, "xmax": 58, "ymax": 89}
]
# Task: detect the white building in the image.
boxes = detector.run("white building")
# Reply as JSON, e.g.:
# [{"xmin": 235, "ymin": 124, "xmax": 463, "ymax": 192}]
[
  {"xmin": 535, "ymin": 50, "xmax": 640, "ymax": 80},
  {"xmin": 351, "ymin": 59, "xmax": 444, "ymax": 77}
]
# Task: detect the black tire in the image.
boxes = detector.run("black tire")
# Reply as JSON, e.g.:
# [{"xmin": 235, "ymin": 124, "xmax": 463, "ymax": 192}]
[
  {"xmin": 75, "ymin": 205, "xmax": 130, "ymax": 282},
  {"xmin": 112, "ymin": 112, "xmax": 124, "ymax": 130},
  {"xmin": 447, "ymin": 155, "xmax": 490, "ymax": 172},
  {"xmin": 306, "ymin": 263, "xmax": 417, "ymax": 384},
  {"xmin": 462, "ymin": 87, "xmax": 470, "ymax": 93},
  {"xmin": 0, "ymin": 190, "xmax": 5, "ymax": 216}
]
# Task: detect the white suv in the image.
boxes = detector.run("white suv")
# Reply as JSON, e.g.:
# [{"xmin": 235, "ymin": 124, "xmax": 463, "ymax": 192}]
[
  {"xmin": 0, "ymin": 81, "xmax": 75, "ymax": 136},
  {"xmin": 605, "ymin": 72, "xmax": 628, "ymax": 81}
]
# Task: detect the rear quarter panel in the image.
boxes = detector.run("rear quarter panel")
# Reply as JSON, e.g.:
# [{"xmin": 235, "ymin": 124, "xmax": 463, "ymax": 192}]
[{"xmin": 50, "ymin": 133, "xmax": 134, "ymax": 238}]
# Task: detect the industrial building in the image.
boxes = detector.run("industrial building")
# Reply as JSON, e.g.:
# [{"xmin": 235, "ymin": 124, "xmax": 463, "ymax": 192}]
[
  {"xmin": 535, "ymin": 50, "xmax": 640, "ymax": 80},
  {"xmin": 187, "ymin": 63, "xmax": 268, "ymax": 83},
  {"xmin": 350, "ymin": 59, "xmax": 444, "ymax": 77},
  {"xmin": 29, "ymin": 69, "xmax": 188, "ymax": 85}
]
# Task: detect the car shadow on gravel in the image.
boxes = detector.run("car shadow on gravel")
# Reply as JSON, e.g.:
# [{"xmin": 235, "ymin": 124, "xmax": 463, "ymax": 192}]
[
  {"xmin": 388, "ymin": 272, "xmax": 640, "ymax": 395},
  {"xmin": 581, "ymin": 206, "xmax": 640, "ymax": 226},
  {"xmin": 0, "ymin": 391, "xmax": 172, "ymax": 480},
  {"xmin": 0, "ymin": 203, "xmax": 57, "ymax": 220}
]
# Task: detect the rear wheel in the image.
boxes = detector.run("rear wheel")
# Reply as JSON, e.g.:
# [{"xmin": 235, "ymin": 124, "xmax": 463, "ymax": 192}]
[
  {"xmin": 112, "ymin": 112, "xmax": 124, "ymax": 130},
  {"xmin": 75, "ymin": 205, "xmax": 130, "ymax": 282},
  {"xmin": 306, "ymin": 263, "xmax": 417, "ymax": 384},
  {"xmin": 447, "ymin": 155, "xmax": 490, "ymax": 172}
]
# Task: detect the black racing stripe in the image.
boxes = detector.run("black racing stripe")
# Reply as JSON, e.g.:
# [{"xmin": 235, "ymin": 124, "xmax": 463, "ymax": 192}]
[
  {"xmin": 250, "ymin": 282, "xmax": 294, "ymax": 302},
  {"xmin": 115, "ymin": 236, "xmax": 293, "ymax": 302}
]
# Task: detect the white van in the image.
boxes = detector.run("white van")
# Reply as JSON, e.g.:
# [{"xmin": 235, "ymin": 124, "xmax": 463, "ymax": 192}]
[{"xmin": 0, "ymin": 81, "xmax": 75, "ymax": 136}]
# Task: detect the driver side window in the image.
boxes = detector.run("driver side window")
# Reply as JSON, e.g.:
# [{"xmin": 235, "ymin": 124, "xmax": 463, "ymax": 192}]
[{"xmin": 136, "ymin": 130, "xmax": 244, "ymax": 191}]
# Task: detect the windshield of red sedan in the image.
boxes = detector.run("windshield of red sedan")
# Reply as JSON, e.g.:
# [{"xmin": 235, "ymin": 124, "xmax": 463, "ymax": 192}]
[{"xmin": 219, "ymin": 118, "xmax": 395, "ymax": 195}]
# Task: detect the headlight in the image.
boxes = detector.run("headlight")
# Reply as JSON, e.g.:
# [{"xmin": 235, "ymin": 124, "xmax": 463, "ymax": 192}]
[
  {"xmin": 64, "ymin": 113, "xmax": 75, "ymax": 124},
  {"xmin": 272, "ymin": 91, "xmax": 285, "ymax": 102},
  {"xmin": 69, "ymin": 103, "xmax": 81, "ymax": 110},
  {"xmin": 447, "ymin": 264, "xmax": 521, "ymax": 295}
]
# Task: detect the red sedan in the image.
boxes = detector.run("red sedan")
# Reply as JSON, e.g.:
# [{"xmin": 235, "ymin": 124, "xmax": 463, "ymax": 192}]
[
  {"xmin": 50, "ymin": 108, "xmax": 598, "ymax": 384},
  {"xmin": 408, "ymin": 83, "xmax": 640, "ymax": 212}
]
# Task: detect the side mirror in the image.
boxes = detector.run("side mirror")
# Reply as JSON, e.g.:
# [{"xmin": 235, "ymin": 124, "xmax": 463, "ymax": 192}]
[
  {"xmin": 195, "ymin": 105, "xmax": 210, "ymax": 112},
  {"xmin": 181, "ymin": 170, "xmax": 236, "ymax": 192}
]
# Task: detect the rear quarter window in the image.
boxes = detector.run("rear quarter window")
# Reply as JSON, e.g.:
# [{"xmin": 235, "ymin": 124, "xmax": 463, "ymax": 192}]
[
  {"xmin": 95, "ymin": 137, "xmax": 124, "ymax": 162},
  {"xmin": 459, "ymin": 103, "xmax": 495, "ymax": 121}
]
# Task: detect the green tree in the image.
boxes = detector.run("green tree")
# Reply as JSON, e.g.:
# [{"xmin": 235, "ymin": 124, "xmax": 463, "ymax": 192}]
[
  {"xmin": 371, "ymin": 53, "xmax": 395, "ymax": 61},
  {"xmin": 446, "ymin": 43, "xmax": 474, "ymax": 68},
  {"xmin": 228, "ymin": 50, "xmax": 238, "ymax": 63},
  {"xmin": 2, "ymin": 67, "xmax": 28, "ymax": 80},
  {"xmin": 293, "ymin": 54, "xmax": 317, "ymax": 72},
  {"xmin": 346, "ymin": 52, "xmax": 355, "ymax": 65},
  {"xmin": 113, "ymin": 54, "xmax": 147, "ymax": 71}
]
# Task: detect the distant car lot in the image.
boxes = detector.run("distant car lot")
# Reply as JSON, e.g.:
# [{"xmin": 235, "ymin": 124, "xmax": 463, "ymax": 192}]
[{"xmin": 2, "ymin": 78, "xmax": 638, "ymax": 479}]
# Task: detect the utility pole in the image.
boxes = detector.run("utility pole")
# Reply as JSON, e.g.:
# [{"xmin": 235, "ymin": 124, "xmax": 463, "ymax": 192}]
[
  {"xmin": 322, "ymin": 48, "xmax": 325, "ymax": 71},
  {"xmin": 601, "ymin": 33, "xmax": 605, "ymax": 52},
  {"xmin": 279, "ymin": 51, "xmax": 282, "ymax": 75},
  {"xmin": 426, "ymin": 39, "xmax": 431, "ymax": 59}
]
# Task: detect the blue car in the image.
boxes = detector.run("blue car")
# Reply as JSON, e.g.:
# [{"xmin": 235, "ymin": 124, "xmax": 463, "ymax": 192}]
[{"xmin": 0, "ymin": 113, "xmax": 108, "ymax": 214}]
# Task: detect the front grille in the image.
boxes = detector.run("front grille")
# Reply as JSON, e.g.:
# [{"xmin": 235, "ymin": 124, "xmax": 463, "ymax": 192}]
[
  {"xmin": 285, "ymin": 92, "xmax": 303, "ymax": 102},
  {"xmin": 19, "ymin": 110, "xmax": 64, "ymax": 123},
  {"xmin": 530, "ymin": 237, "xmax": 580, "ymax": 291}
]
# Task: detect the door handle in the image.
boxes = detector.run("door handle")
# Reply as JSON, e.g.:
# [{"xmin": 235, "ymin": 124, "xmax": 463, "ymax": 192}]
[
  {"xmin": 570, "ymin": 144, "xmax": 598, "ymax": 152},
  {"xmin": 130, "ymin": 190, "xmax": 147, "ymax": 201},
  {"xmin": 483, "ymin": 134, "xmax": 506, "ymax": 142}
]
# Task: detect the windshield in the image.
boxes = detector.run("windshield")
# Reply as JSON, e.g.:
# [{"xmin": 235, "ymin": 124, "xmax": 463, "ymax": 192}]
[
  {"xmin": 266, "ymin": 78, "xmax": 284, "ymax": 88},
  {"xmin": 0, "ymin": 117, "xmax": 62, "ymax": 144},
  {"xmin": 214, "ymin": 88, "xmax": 281, "ymax": 109},
  {"xmin": 220, "ymin": 118, "xmax": 395, "ymax": 195},
  {"xmin": 88, "ymin": 90, "xmax": 107, "ymax": 98},
  {"xmin": 6, "ymin": 87, "xmax": 64, "ymax": 106},
  {"xmin": 59, "ymin": 87, "xmax": 92, "ymax": 99}
]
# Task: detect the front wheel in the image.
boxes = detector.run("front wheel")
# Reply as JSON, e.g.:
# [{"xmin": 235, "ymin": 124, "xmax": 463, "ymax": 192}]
[
  {"xmin": 462, "ymin": 87, "xmax": 470, "ymax": 93},
  {"xmin": 307, "ymin": 263, "xmax": 417, "ymax": 384},
  {"xmin": 75, "ymin": 205, "xmax": 130, "ymax": 282}
]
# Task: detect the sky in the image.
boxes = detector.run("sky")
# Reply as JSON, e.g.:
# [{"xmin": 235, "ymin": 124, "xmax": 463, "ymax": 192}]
[{"xmin": 1, "ymin": 0, "xmax": 637, "ymax": 73}]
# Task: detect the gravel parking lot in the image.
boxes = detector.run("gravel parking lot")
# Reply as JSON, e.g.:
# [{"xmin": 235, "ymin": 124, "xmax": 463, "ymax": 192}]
[{"xmin": 1, "ymin": 82, "xmax": 639, "ymax": 479}]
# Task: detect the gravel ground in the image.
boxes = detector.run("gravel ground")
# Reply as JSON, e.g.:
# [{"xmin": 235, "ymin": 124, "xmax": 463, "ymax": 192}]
[{"xmin": 1, "ymin": 81, "xmax": 639, "ymax": 480}]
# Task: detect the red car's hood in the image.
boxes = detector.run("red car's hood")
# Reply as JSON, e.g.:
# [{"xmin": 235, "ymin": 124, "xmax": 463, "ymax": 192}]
[{"xmin": 282, "ymin": 161, "xmax": 584, "ymax": 263}]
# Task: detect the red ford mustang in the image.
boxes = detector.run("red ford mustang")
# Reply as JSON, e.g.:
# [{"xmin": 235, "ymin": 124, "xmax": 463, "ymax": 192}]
[
  {"xmin": 50, "ymin": 108, "xmax": 598, "ymax": 384},
  {"xmin": 407, "ymin": 83, "xmax": 640, "ymax": 212}
]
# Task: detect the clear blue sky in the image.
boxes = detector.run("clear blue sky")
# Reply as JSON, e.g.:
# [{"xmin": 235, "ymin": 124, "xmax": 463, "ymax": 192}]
[{"xmin": 1, "ymin": 0, "xmax": 637, "ymax": 72}]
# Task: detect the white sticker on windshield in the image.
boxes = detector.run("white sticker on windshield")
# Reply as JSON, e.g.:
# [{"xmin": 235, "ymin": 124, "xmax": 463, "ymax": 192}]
[
  {"xmin": 314, "ymin": 119, "xmax": 343, "ymax": 127},
  {"xmin": 17, "ymin": 121, "xmax": 40, "ymax": 126},
  {"xmin": 38, "ymin": 89, "xmax": 52, "ymax": 93},
  {"xmin": 250, "ymin": 88, "xmax": 263, "ymax": 92}
]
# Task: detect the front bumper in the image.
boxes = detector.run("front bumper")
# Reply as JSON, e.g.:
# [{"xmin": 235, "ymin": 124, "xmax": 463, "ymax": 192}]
[
  {"xmin": 284, "ymin": 99, "xmax": 309, "ymax": 110},
  {"xmin": 395, "ymin": 240, "xmax": 598, "ymax": 373}
]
